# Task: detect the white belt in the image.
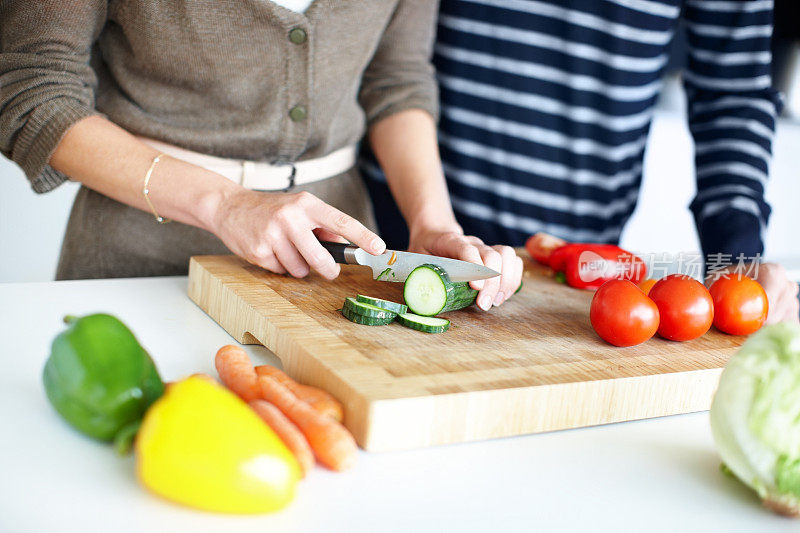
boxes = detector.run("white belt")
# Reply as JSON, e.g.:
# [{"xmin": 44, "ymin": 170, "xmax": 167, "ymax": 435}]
[{"xmin": 137, "ymin": 137, "xmax": 357, "ymax": 191}]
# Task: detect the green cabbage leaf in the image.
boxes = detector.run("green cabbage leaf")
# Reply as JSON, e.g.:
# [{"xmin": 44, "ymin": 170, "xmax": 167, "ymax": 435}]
[{"xmin": 710, "ymin": 322, "xmax": 800, "ymax": 516}]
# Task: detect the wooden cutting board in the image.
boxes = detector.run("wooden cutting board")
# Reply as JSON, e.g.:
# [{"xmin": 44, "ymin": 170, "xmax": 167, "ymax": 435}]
[{"xmin": 188, "ymin": 254, "xmax": 744, "ymax": 451}]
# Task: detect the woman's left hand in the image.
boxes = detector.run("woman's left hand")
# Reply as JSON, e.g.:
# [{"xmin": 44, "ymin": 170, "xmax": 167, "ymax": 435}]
[{"xmin": 408, "ymin": 229, "xmax": 523, "ymax": 311}]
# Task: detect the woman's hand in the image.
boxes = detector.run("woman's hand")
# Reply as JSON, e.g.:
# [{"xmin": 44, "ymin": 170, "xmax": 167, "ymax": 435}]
[
  {"xmin": 409, "ymin": 228, "xmax": 523, "ymax": 311},
  {"xmin": 753, "ymin": 263, "xmax": 800, "ymax": 324},
  {"xmin": 209, "ymin": 188, "xmax": 386, "ymax": 279}
]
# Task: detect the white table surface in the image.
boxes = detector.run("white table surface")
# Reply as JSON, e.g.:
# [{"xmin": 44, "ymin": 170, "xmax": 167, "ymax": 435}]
[{"xmin": 1, "ymin": 276, "xmax": 796, "ymax": 533}]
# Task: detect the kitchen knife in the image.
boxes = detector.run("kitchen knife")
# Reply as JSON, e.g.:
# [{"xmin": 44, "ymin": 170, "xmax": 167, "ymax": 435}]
[{"xmin": 319, "ymin": 241, "xmax": 499, "ymax": 282}]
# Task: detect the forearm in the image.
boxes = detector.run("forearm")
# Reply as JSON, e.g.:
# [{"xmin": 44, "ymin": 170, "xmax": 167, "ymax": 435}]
[
  {"xmin": 367, "ymin": 108, "xmax": 523, "ymax": 308},
  {"xmin": 50, "ymin": 116, "xmax": 236, "ymax": 231},
  {"xmin": 367, "ymin": 109, "xmax": 460, "ymax": 237},
  {"xmin": 50, "ymin": 115, "xmax": 383, "ymax": 280}
]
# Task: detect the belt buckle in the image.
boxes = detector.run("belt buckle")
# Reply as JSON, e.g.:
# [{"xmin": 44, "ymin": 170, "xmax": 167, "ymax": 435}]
[{"xmin": 282, "ymin": 163, "xmax": 297, "ymax": 192}]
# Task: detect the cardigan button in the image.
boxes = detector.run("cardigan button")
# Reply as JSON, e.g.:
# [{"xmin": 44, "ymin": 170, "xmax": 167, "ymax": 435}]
[
  {"xmin": 289, "ymin": 105, "xmax": 307, "ymax": 122},
  {"xmin": 289, "ymin": 27, "xmax": 307, "ymax": 45}
]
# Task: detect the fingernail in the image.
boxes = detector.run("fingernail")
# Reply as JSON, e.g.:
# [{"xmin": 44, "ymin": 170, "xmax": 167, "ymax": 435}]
[
  {"xmin": 472, "ymin": 280, "xmax": 485, "ymax": 290},
  {"xmin": 372, "ymin": 238, "xmax": 386, "ymax": 254},
  {"xmin": 479, "ymin": 295, "xmax": 492, "ymax": 311},
  {"xmin": 493, "ymin": 292, "xmax": 505, "ymax": 306}
]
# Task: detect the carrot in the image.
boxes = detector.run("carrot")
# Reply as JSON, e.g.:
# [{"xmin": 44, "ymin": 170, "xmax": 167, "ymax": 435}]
[
  {"xmin": 214, "ymin": 345, "xmax": 260, "ymax": 402},
  {"xmin": 258, "ymin": 375, "xmax": 357, "ymax": 472},
  {"xmin": 249, "ymin": 400, "xmax": 315, "ymax": 477},
  {"xmin": 255, "ymin": 365, "xmax": 344, "ymax": 422}
]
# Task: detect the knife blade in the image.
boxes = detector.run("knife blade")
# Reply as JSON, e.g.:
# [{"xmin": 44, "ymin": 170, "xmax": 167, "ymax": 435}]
[{"xmin": 319, "ymin": 241, "xmax": 500, "ymax": 282}]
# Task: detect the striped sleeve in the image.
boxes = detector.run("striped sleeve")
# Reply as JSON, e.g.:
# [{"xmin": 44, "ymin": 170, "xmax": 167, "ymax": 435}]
[{"xmin": 682, "ymin": 0, "xmax": 781, "ymax": 261}]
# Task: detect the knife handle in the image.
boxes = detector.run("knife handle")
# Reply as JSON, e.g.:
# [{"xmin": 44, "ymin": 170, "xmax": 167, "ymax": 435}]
[{"xmin": 319, "ymin": 241, "xmax": 351, "ymax": 264}]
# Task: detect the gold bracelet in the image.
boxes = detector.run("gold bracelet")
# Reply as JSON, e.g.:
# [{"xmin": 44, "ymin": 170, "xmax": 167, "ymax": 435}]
[{"xmin": 142, "ymin": 153, "xmax": 171, "ymax": 224}]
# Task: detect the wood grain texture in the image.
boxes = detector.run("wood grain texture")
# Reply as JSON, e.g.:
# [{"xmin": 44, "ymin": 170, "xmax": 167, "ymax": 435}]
[{"xmin": 187, "ymin": 253, "xmax": 745, "ymax": 451}]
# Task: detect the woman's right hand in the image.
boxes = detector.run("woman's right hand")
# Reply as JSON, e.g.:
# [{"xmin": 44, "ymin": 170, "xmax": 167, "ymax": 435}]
[{"xmin": 208, "ymin": 188, "xmax": 386, "ymax": 279}]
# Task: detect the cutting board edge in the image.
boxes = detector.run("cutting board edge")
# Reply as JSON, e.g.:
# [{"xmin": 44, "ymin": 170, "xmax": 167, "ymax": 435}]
[{"xmin": 359, "ymin": 367, "xmax": 724, "ymax": 451}]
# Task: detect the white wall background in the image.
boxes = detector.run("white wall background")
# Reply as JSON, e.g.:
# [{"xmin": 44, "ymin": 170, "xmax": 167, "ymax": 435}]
[
  {"xmin": 1, "ymin": 166, "xmax": 79, "ymax": 282},
  {"xmin": 1, "ymin": 80, "xmax": 799, "ymax": 282}
]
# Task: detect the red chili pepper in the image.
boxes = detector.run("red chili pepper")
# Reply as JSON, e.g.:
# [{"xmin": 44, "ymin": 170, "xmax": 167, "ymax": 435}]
[
  {"xmin": 548, "ymin": 243, "xmax": 592, "ymax": 271},
  {"xmin": 549, "ymin": 243, "xmax": 647, "ymax": 290}
]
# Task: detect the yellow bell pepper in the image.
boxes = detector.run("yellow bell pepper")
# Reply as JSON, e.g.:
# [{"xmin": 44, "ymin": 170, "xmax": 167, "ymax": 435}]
[{"xmin": 136, "ymin": 375, "xmax": 301, "ymax": 513}]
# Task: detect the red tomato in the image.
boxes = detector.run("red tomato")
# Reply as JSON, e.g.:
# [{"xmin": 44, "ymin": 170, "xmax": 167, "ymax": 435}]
[
  {"xmin": 590, "ymin": 280, "xmax": 660, "ymax": 347},
  {"xmin": 709, "ymin": 275, "xmax": 768, "ymax": 335},
  {"xmin": 638, "ymin": 278, "xmax": 657, "ymax": 296},
  {"xmin": 648, "ymin": 274, "xmax": 714, "ymax": 341},
  {"xmin": 525, "ymin": 233, "xmax": 567, "ymax": 265}
]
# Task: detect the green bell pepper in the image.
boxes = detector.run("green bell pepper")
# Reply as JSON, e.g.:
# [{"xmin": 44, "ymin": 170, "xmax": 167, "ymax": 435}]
[{"xmin": 42, "ymin": 314, "xmax": 165, "ymax": 453}]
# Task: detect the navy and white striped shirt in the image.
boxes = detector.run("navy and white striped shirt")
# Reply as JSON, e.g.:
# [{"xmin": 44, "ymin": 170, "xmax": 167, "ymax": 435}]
[{"xmin": 362, "ymin": 0, "xmax": 781, "ymax": 261}]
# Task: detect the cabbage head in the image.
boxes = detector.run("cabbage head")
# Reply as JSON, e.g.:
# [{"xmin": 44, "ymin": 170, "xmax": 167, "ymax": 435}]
[{"xmin": 710, "ymin": 322, "xmax": 800, "ymax": 517}]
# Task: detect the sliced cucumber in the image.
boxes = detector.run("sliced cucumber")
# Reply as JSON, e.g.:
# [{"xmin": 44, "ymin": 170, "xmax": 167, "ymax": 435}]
[
  {"xmin": 396, "ymin": 313, "xmax": 450, "ymax": 334},
  {"xmin": 403, "ymin": 264, "xmax": 478, "ymax": 316},
  {"xmin": 343, "ymin": 297, "xmax": 397, "ymax": 319},
  {"xmin": 341, "ymin": 306, "xmax": 395, "ymax": 326},
  {"xmin": 356, "ymin": 295, "xmax": 408, "ymax": 315}
]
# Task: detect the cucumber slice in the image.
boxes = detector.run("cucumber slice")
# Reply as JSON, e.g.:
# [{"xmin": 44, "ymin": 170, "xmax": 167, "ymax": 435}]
[
  {"xmin": 356, "ymin": 295, "xmax": 408, "ymax": 315},
  {"xmin": 403, "ymin": 264, "xmax": 478, "ymax": 316},
  {"xmin": 343, "ymin": 297, "xmax": 397, "ymax": 319},
  {"xmin": 396, "ymin": 313, "xmax": 450, "ymax": 334},
  {"xmin": 341, "ymin": 306, "xmax": 395, "ymax": 326}
]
